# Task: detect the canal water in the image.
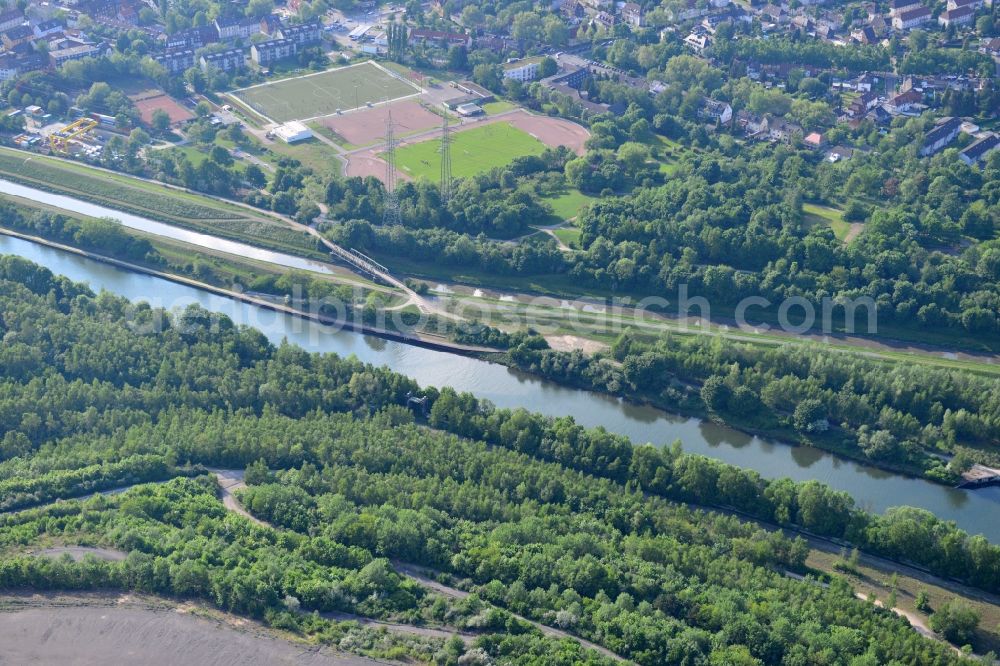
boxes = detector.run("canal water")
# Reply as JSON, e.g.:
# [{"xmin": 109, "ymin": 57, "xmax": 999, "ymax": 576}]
[
  {"xmin": 0, "ymin": 179, "xmax": 333, "ymax": 275},
  {"xmin": 3, "ymin": 187, "xmax": 999, "ymax": 541}
]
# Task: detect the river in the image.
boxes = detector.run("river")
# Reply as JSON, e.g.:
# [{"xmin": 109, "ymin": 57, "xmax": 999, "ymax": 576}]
[{"xmin": 2, "ymin": 187, "xmax": 999, "ymax": 542}]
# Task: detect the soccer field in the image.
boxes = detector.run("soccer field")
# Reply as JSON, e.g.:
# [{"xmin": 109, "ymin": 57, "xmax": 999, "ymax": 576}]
[
  {"xmin": 230, "ymin": 62, "xmax": 421, "ymax": 123},
  {"xmin": 392, "ymin": 122, "xmax": 547, "ymax": 181}
]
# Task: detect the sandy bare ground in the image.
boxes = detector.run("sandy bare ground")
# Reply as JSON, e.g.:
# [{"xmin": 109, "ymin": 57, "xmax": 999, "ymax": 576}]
[
  {"xmin": 504, "ymin": 112, "xmax": 589, "ymax": 155},
  {"xmin": 33, "ymin": 546, "xmax": 126, "ymax": 562},
  {"xmin": 843, "ymin": 222, "xmax": 864, "ymax": 244},
  {"xmin": 319, "ymin": 100, "xmax": 442, "ymax": 147},
  {"xmin": 208, "ymin": 468, "xmax": 269, "ymax": 528},
  {"xmin": 0, "ymin": 593, "xmax": 384, "ymax": 666},
  {"xmin": 544, "ymin": 334, "xmax": 609, "ymax": 355}
]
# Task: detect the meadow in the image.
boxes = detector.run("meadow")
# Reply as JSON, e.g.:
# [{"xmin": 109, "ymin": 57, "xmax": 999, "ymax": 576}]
[{"xmin": 391, "ymin": 122, "xmax": 547, "ymax": 180}]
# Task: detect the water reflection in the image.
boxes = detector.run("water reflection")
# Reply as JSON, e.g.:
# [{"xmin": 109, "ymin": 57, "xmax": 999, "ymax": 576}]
[{"xmin": 1, "ymin": 233, "xmax": 998, "ymax": 541}]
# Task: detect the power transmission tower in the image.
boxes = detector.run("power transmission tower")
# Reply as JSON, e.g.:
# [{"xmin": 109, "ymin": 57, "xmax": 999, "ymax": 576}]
[
  {"xmin": 439, "ymin": 117, "xmax": 452, "ymax": 205},
  {"xmin": 383, "ymin": 112, "xmax": 400, "ymax": 226}
]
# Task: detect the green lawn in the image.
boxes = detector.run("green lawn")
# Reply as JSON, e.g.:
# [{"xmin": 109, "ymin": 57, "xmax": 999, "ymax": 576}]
[
  {"xmin": 391, "ymin": 122, "xmax": 546, "ymax": 181},
  {"xmin": 542, "ymin": 189, "xmax": 597, "ymax": 220},
  {"xmin": 482, "ymin": 100, "xmax": 517, "ymax": 115},
  {"xmin": 551, "ymin": 226, "xmax": 582, "ymax": 248},
  {"xmin": 803, "ymin": 203, "xmax": 851, "ymax": 241}
]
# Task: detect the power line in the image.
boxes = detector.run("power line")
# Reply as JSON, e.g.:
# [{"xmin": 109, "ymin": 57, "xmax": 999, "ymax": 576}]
[
  {"xmin": 439, "ymin": 116, "xmax": 452, "ymax": 205},
  {"xmin": 383, "ymin": 110, "xmax": 400, "ymax": 226}
]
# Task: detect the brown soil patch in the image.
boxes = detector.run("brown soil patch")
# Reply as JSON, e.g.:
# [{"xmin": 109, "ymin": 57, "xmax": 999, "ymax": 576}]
[
  {"xmin": 132, "ymin": 92, "xmax": 195, "ymax": 127},
  {"xmin": 504, "ymin": 112, "xmax": 589, "ymax": 155},
  {"xmin": 319, "ymin": 99, "xmax": 441, "ymax": 146}
]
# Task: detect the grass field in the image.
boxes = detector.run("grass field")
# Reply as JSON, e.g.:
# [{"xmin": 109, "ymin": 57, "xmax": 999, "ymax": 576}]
[
  {"xmin": 230, "ymin": 62, "xmax": 420, "ymax": 123},
  {"xmin": 0, "ymin": 147, "xmax": 319, "ymax": 258},
  {"xmin": 542, "ymin": 189, "xmax": 597, "ymax": 220},
  {"xmin": 804, "ymin": 202, "xmax": 852, "ymax": 241},
  {"xmin": 392, "ymin": 122, "xmax": 547, "ymax": 180},
  {"xmin": 551, "ymin": 226, "xmax": 582, "ymax": 248}
]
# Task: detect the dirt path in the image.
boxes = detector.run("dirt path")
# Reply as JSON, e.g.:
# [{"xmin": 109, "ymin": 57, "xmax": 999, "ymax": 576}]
[
  {"xmin": 391, "ymin": 562, "xmax": 629, "ymax": 662},
  {"xmin": 843, "ymin": 222, "xmax": 864, "ymax": 244},
  {"xmin": 208, "ymin": 468, "xmax": 269, "ymax": 528},
  {"xmin": 322, "ymin": 611, "xmax": 476, "ymax": 643},
  {"xmin": 211, "ymin": 477, "xmax": 628, "ymax": 660}
]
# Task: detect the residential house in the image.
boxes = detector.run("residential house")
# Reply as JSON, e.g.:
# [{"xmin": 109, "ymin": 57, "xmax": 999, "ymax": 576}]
[
  {"xmin": 116, "ymin": 2, "xmax": 138, "ymax": 25},
  {"xmin": 407, "ymin": 28, "xmax": 470, "ymax": 47},
  {"xmin": 816, "ymin": 23, "xmax": 837, "ymax": 41},
  {"xmin": 49, "ymin": 42, "xmax": 105, "ymax": 66},
  {"xmin": 869, "ymin": 14, "xmax": 888, "ymax": 35},
  {"xmin": 621, "ymin": 2, "xmax": 643, "ymax": 26},
  {"xmin": 886, "ymin": 89, "xmax": 922, "ymax": 113},
  {"xmin": 165, "ymin": 25, "xmax": 219, "ymax": 50},
  {"xmin": 32, "ymin": 19, "xmax": 63, "ymax": 38},
  {"xmin": 939, "ymin": 6, "xmax": 975, "ymax": 26},
  {"xmin": 766, "ymin": 116, "xmax": 803, "ymax": 142},
  {"xmin": 560, "ymin": 0, "xmax": 585, "ymax": 20},
  {"xmin": 980, "ymin": 37, "xmax": 1000, "ymax": 57},
  {"xmin": 0, "ymin": 8, "xmax": 23, "ymax": 33},
  {"xmin": 826, "ymin": 145, "xmax": 855, "ymax": 161},
  {"xmin": 474, "ymin": 34, "xmax": 515, "ymax": 52},
  {"xmin": 959, "ymin": 133, "xmax": 999, "ymax": 165},
  {"xmin": 947, "ymin": 0, "xmax": 982, "ymax": 10},
  {"xmin": 503, "ymin": 57, "xmax": 541, "ymax": 82},
  {"xmin": 848, "ymin": 91, "xmax": 878, "ymax": 117},
  {"xmin": 1, "ymin": 24, "xmax": 33, "ymax": 49},
  {"xmin": 593, "ymin": 11, "xmax": 615, "ymax": 29},
  {"xmin": 920, "ymin": 116, "xmax": 961, "ymax": 156},
  {"xmin": 699, "ymin": 98, "xmax": 733, "ymax": 125},
  {"xmin": 0, "ymin": 53, "xmax": 18, "ymax": 81},
  {"xmin": 852, "ymin": 26, "xmax": 877, "ymax": 43},
  {"xmin": 154, "ymin": 48, "xmax": 196, "ymax": 74},
  {"xmin": 889, "ymin": 0, "xmax": 922, "ymax": 15},
  {"xmin": 277, "ymin": 20, "xmax": 322, "ymax": 46},
  {"xmin": 735, "ymin": 109, "xmax": 766, "ymax": 137},
  {"xmin": 804, "ymin": 131, "xmax": 825, "ymax": 147},
  {"xmin": 259, "ymin": 15, "xmax": 282, "ymax": 35},
  {"xmin": 214, "ymin": 15, "xmax": 259, "ymax": 41},
  {"xmin": 251, "ymin": 37, "xmax": 296, "ymax": 65},
  {"xmin": 200, "ymin": 47, "xmax": 245, "ymax": 72},
  {"xmin": 684, "ymin": 32, "xmax": 709, "ymax": 51},
  {"xmin": 893, "ymin": 6, "xmax": 931, "ymax": 29},
  {"xmin": 761, "ymin": 4, "xmax": 786, "ymax": 22},
  {"xmin": 544, "ymin": 67, "xmax": 590, "ymax": 89}
]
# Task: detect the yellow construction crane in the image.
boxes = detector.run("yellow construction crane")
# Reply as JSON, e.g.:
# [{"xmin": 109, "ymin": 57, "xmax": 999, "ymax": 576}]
[{"xmin": 49, "ymin": 117, "xmax": 97, "ymax": 152}]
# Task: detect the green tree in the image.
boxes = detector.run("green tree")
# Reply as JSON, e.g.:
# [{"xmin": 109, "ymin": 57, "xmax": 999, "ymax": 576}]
[{"xmin": 930, "ymin": 599, "xmax": 980, "ymax": 644}]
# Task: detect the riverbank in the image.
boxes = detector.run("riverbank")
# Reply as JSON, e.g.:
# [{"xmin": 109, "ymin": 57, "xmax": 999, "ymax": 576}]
[
  {"xmin": 0, "ymin": 227, "xmax": 499, "ymax": 357},
  {"xmin": 3, "ymin": 204, "xmax": 1000, "ymax": 542},
  {"xmin": 0, "ymin": 200, "xmax": 958, "ymax": 487},
  {"xmin": 0, "ymin": 146, "xmax": 322, "ymax": 260},
  {"xmin": 0, "ymin": 216, "xmax": 978, "ymax": 490}
]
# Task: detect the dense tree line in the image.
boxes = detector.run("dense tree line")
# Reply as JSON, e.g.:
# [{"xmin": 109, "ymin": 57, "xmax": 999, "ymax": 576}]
[
  {"xmin": 0, "ymin": 257, "xmax": 980, "ymax": 660},
  {"xmin": 0, "ymin": 257, "xmax": 998, "ymax": 612}
]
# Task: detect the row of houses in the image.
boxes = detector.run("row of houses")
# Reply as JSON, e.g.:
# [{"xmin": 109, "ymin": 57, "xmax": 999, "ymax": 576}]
[{"xmin": 155, "ymin": 20, "xmax": 322, "ymax": 74}]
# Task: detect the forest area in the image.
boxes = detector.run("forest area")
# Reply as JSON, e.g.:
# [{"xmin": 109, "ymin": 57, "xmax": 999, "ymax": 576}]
[{"xmin": 0, "ymin": 256, "xmax": 997, "ymax": 663}]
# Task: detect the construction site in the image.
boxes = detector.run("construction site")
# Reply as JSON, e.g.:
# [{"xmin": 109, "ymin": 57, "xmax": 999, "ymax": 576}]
[{"xmin": 12, "ymin": 105, "xmax": 131, "ymax": 159}]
